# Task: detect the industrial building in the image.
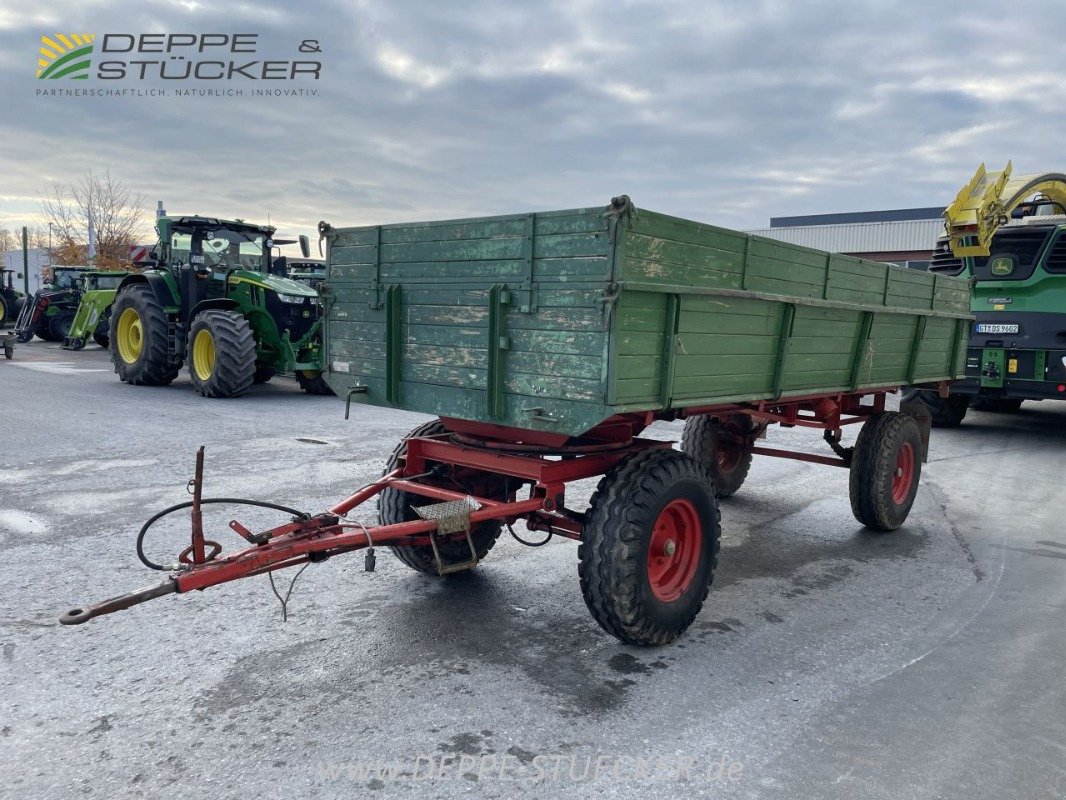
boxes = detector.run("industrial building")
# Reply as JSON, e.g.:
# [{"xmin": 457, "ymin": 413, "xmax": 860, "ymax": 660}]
[{"xmin": 748, "ymin": 207, "xmax": 945, "ymax": 269}]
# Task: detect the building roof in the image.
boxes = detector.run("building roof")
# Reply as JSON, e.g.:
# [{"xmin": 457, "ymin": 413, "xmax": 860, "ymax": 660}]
[
  {"xmin": 748, "ymin": 218, "xmax": 945, "ymax": 254},
  {"xmin": 769, "ymin": 207, "xmax": 944, "ymax": 228}
]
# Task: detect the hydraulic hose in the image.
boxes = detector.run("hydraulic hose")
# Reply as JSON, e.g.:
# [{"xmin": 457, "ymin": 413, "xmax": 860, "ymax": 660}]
[{"xmin": 136, "ymin": 498, "xmax": 309, "ymax": 571}]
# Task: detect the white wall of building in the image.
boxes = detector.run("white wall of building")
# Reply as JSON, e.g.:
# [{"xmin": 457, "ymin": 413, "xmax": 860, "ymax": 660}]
[{"xmin": 2, "ymin": 249, "xmax": 48, "ymax": 293}]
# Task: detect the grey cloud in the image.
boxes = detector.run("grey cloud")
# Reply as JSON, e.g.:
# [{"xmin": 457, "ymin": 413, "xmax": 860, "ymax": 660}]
[{"xmin": 2, "ymin": 0, "xmax": 1065, "ymax": 240}]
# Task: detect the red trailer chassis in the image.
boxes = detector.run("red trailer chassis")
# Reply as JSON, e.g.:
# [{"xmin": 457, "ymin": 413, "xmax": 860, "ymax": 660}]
[{"xmin": 60, "ymin": 387, "xmax": 931, "ymax": 642}]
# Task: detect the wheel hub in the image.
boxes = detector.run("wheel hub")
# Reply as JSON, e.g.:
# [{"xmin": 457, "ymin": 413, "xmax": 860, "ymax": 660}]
[
  {"xmin": 647, "ymin": 498, "xmax": 703, "ymax": 602},
  {"xmin": 192, "ymin": 329, "xmax": 216, "ymax": 381},
  {"xmin": 891, "ymin": 442, "xmax": 915, "ymax": 505},
  {"xmin": 115, "ymin": 307, "xmax": 144, "ymax": 364}
]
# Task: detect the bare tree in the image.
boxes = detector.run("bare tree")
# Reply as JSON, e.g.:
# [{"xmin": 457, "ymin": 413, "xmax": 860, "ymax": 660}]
[
  {"xmin": 0, "ymin": 222, "xmax": 16, "ymax": 256},
  {"xmin": 40, "ymin": 171, "xmax": 149, "ymax": 270}
]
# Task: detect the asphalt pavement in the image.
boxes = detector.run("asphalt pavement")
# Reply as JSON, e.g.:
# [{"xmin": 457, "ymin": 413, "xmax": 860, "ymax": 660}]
[{"xmin": 1, "ymin": 339, "xmax": 1063, "ymax": 799}]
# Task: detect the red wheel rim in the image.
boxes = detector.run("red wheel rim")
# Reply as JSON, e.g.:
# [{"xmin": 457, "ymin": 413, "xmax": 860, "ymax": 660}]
[
  {"xmin": 891, "ymin": 442, "xmax": 915, "ymax": 505},
  {"xmin": 647, "ymin": 498, "xmax": 703, "ymax": 602}
]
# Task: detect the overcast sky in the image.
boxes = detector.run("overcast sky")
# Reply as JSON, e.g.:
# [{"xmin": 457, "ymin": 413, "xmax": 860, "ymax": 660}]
[{"xmin": 2, "ymin": 0, "xmax": 1065, "ymax": 242}]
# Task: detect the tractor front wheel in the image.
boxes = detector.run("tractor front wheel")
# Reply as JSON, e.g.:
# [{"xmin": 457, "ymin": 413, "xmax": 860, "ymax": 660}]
[
  {"xmin": 186, "ymin": 310, "xmax": 257, "ymax": 398},
  {"xmin": 49, "ymin": 310, "xmax": 75, "ymax": 342},
  {"xmin": 849, "ymin": 412, "xmax": 922, "ymax": 532},
  {"xmin": 93, "ymin": 310, "xmax": 111, "ymax": 348},
  {"xmin": 973, "ymin": 397, "xmax": 1023, "ymax": 413},
  {"xmin": 579, "ymin": 449, "xmax": 720, "ymax": 646},
  {"xmin": 379, "ymin": 419, "xmax": 505, "ymax": 575},
  {"xmin": 111, "ymin": 285, "xmax": 180, "ymax": 386}
]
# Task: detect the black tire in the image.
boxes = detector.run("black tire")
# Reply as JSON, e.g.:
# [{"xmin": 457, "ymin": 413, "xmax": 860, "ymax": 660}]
[
  {"xmin": 110, "ymin": 285, "xmax": 180, "ymax": 386},
  {"xmin": 680, "ymin": 414, "xmax": 754, "ymax": 497},
  {"xmin": 0, "ymin": 296, "xmax": 8, "ymax": 326},
  {"xmin": 49, "ymin": 310, "xmax": 75, "ymax": 341},
  {"xmin": 186, "ymin": 310, "xmax": 257, "ymax": 398},
  {"xmin": 849, "ymin": 412, "xmax": 922, "ymax": 532},
  {"xmin": 296, "ymin": 370, "xmax": 334, "ymax": 395},
  {"xmin": 579, "ymin": 449, "xmax": 720, "ymax": 646},
  {"xmin": 901, "ymin": 387, "xmax": 967, "ymax": 428},
  {"xmin": 379, "ymin": 419, "xmax": 504, "ymax": 575},
  {"xmin": 973, "ymin": 397, "xmax": 1023, "ymax": 413},
  {"xmin": 93, "ymin": 310, "xmax": 110, "ymax": 348},
  {"xmin": 4, "ymin": 343, "xmax": 12, "ymax": 360},
  {"xmin": 253, "ymin": 365, "xmax": 276, "ymax": 384},
  {"xmin": 36, "ymin": 319, "xmax": 62, "ymax": 342}
]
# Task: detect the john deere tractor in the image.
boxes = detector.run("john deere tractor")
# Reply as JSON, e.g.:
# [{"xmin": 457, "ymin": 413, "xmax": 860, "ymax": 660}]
[{"xmin": 110, "ymin": 216, "xmax": 330, "ymax": 398}]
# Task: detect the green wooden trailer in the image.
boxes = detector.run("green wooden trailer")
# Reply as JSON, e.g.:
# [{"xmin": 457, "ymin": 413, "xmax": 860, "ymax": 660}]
[
  {"xmin": 320, "ymin": 196, "xmax": 970, "ymax": 432},
  {"xmin": 58, "ymin": 198, "xmax": 972, "ymax": 646}
]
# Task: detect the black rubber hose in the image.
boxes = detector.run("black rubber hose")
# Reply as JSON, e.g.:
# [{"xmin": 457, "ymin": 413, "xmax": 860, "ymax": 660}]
[{"xmin": 136, "ymin": 498, "xmax": 309, "ymax": 571}]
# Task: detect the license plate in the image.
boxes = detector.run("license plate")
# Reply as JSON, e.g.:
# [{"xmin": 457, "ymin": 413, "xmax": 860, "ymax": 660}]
[{"xmin": 975, "ymin": 323, "xmax": 1019, "ymax": 334}]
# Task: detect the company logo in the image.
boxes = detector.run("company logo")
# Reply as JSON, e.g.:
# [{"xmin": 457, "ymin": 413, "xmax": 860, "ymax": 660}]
[
  {"xmin": 37, "ymin": 33, "xmax": 96, "ymax": 80},
  {"xmin": 989, "ymin": 256, "xmax": 1014, "ymax": 277}
]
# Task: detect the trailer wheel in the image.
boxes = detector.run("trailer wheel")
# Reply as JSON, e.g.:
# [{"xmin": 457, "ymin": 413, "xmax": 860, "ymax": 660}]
[
  {"xmin": 901, "ymin": 388, "xmax": 967, "ymax": 428},
  {"xmin": 379, "ymin": 419, "xmax": 504, "ymax": 575},
  {"xmin": 111, "ymin": 285, "xmax": 180, "ymax": 386},
  {"xmin": 4, "ymin": 344, "xmax": 12, "ymax": 360},
  {"xmin": 680, "ymin": 414, "xmax": 754, "ymax": 497},
  {"xmin": 186, "ymin": 310, "xmax": 257, "ymax": 398},
  {"xmin": 849, "ymin": 412, "xmax": 922, "ymax": 532},
  {"xmin": 579, "ymin": 449, "xmax": 720, "ymax": 646}
]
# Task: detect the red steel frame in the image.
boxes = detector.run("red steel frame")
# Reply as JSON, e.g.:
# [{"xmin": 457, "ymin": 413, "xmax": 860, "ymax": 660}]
[{"xmin": 59, "ymin": 387, "xmax": 897, "ymax": 625}]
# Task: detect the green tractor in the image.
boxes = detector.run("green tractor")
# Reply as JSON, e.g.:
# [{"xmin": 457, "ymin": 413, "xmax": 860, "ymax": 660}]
[
  {"xmin": 63, "ymin": 270, "xmax": 135, "ymax": 350},
  {"xmin": 110, "ymin": 216, "xmax": 330, "ymax": 398},
  {"xmin": 0, "ymin": 269, "xmax": 25, "ymax": 327},
  {"xmin": 14, "ymin": 265, "xmax": 92, "ymax": 342}
]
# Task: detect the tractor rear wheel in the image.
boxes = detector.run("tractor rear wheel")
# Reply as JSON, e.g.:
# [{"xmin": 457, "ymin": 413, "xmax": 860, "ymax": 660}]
[
  {"xmin": 0, "ymin": 296, "xmax": 8, "ymax": 326},
  {"xmin": 849, "ymin": 412, "xmax": 922, "ymax": 532},
  {"xmin": 579, "ymin": 449, "xmax": 720, "ymax": 646},
  {"xmin": 186, "ymin": 310, "xmax": 257, "ymax": 398},
  {"xmin": 296, "ymin": 370, "xmax": 333, "ymax": 395},
  {"xmin": 379, "ymin": 419, "xmax": 505, "ymax": 575},
  {"xmin": 111, "ymin": 285, "xmax": 180, "ymax": 386},
  {"xmin": 681, "ymin": 413, "xmax": 754, "ymax": 497}
]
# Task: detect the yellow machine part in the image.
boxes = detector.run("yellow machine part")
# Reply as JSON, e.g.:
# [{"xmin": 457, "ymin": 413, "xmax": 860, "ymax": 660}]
[{"xmin": 943, "ymin": 161, "xmax": 1066, "ymax": 256}]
